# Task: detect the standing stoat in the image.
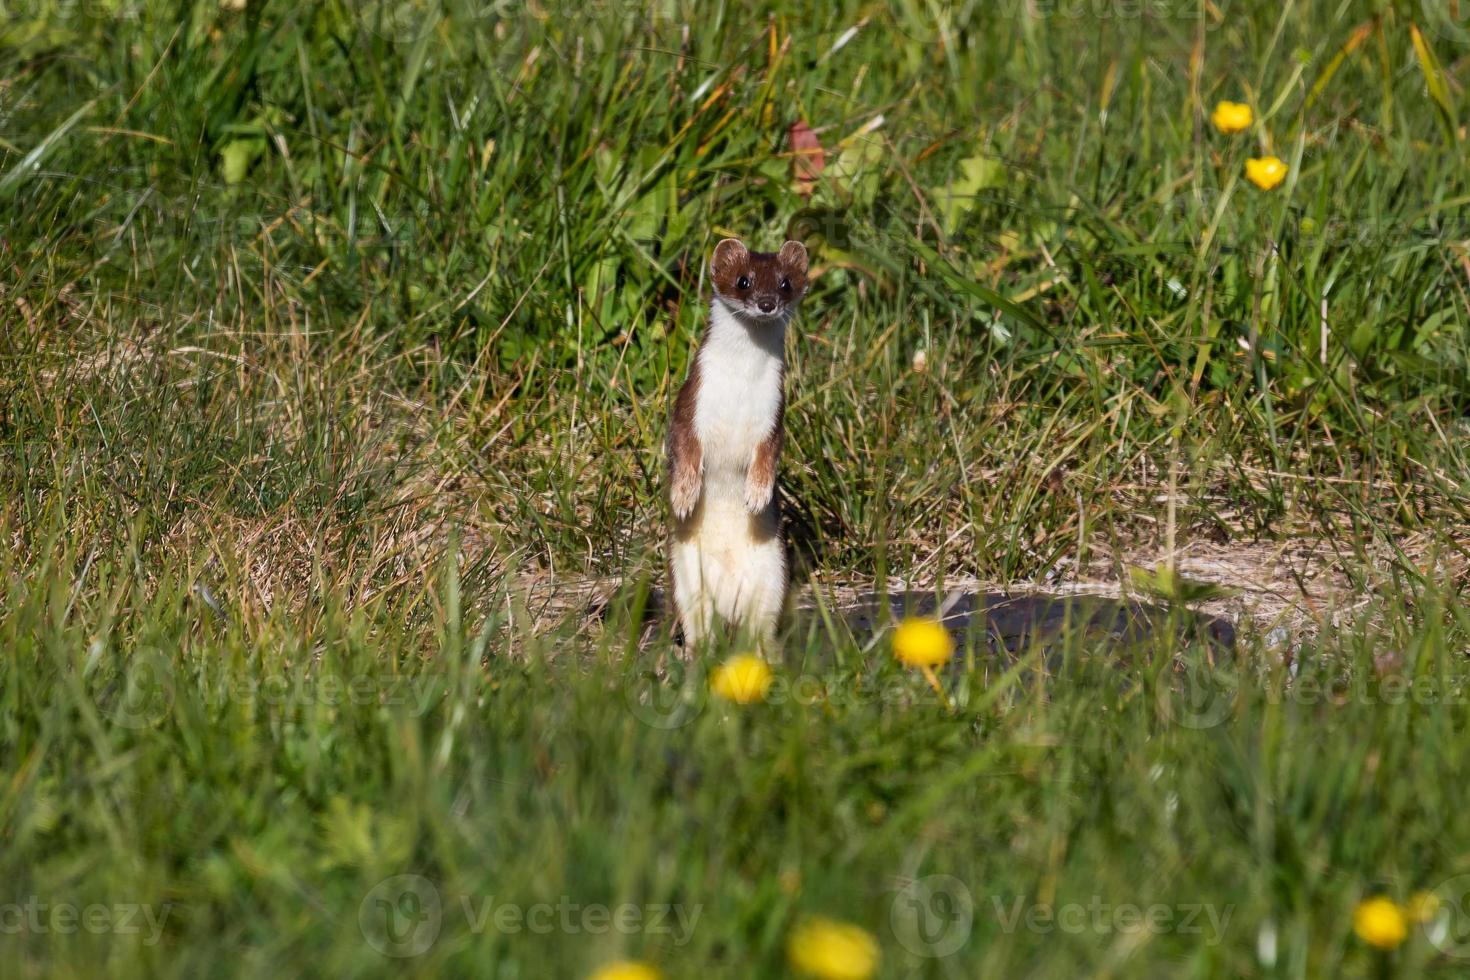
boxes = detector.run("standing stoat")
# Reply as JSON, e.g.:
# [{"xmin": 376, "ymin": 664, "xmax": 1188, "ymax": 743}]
[{"xmin": 666, "ymin": 237, "xmax": 809, "ymax": 649}]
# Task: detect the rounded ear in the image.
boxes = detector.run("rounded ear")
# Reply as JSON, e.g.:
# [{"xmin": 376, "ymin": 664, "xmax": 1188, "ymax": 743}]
[
  {"xmin": 711, "ymin": 238, "xmax": 749, "ymax": 273},
  {"xmin": 778, "ymin": 240, "xmax": 808, "ymax": 274}
]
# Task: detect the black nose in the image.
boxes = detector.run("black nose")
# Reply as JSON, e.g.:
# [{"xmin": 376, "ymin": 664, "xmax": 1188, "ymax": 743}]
[{"xmin": 757, "ymin": 299, "xmax": 776, "ymax": 313}]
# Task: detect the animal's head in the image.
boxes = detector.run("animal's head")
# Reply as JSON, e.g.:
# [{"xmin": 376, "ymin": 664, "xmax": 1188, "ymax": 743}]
[{"xmin": 709, "ymin": 238, "xmax": 808, "ymax": 323}]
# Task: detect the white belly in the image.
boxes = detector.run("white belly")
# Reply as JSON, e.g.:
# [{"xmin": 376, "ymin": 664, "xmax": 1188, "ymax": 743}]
[{"xmin": 670, "ymin": 497, "xmax": 785, "ymax": 645}]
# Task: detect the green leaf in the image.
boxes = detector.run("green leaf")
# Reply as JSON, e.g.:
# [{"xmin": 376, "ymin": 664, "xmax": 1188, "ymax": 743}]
[
  {"xmin": 909, "ymin": 241, "xmax": 1049, "ymax": 337},
  {"xmin": 0, "ymin": 18, "xmax": 79, "ymax": 59},
  {"xmin": 622, "ymin": 172, "xmax": 671, "ymax": 241},
  {"xmin": 825, "ymin": 138, "xmax": 885, "ymax": 208},
  {"xmin": 1409, "ymin": 24, "xmax": 1460, "ymax": 146},
  {"xmin": 938, "ymin": 152, "xmax": 1006, "ymax": 235},
  {"xmin": 1128, "ymin": 564, "xmax": 1235, "ymax": 604},
  {"xmin": 219, "ymin": 137, "xmax": 266, "ymax": 185},
  {"xmin": 0, "ymin": 98, "xmax": 96, "ymax": 202}
]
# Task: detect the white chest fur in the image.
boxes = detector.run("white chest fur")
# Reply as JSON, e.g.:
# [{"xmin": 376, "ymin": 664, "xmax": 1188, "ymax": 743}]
[{"xmin": 693, "ymin": 300, "xmax": 784, "ymax": 504}]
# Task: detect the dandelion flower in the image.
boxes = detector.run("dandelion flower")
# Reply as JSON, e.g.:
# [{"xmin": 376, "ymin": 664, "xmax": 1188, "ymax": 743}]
[
  {"xmin": 892, "ymin": 617, "xmax": 954, "ymax": 668},
  {"xmin": 787, "ymin": 917, "xmax": 879, "ymax": 980},
  {"xmin": 1353, "ymin": 896, "xmax": 1408, "ymax": 950},
  {"xmin": 1245, "ymin": 156, "xmax": 1288, "ymax": 191},
  {"xmin": 710, "ymin": 654, "xmax": 773, "ymax": 705},
  {"xmin": 1211, "ymin": 100, "xmax": 1253, "ymax": 134},
  {"xmin": 588, "ymin": 962, "xmax": 662, "ymax": 980}
]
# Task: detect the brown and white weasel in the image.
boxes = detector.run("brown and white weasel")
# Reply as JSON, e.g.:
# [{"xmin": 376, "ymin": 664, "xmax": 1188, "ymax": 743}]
[{"xmin": 666, "ymin": 238, "xmax": 809, "ymax": 648}]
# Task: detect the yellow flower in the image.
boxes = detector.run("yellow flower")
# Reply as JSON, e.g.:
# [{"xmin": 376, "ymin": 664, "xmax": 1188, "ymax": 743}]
[
  {"xmin": 1407, "ymin": 890, "xmax": 1440, "ymax": 922},
  {"xmin": 787, "ymin": 917, "xmax": 879, "ymax": 980},
  {"xmin": 892, "ymin": 617, "xmax": 954, "ymax": 668},
  {"xmin": 710, "ymin": 654, "xmax": 773, "ymax": 704},
  {"xmin": 1245, "ymin": 156, "xmax": 1288, "ymax": 191},
  {"xmin": 1353, "ymin": 896, "xmax": 1408, "ymax": 950},
  {"xmin": 1211, "ymin": 100, "xmax": 1253, "ymax": 134},
  {"xmin": 588, "ymin": 962, "xmax": 662, "ymax": 980}
]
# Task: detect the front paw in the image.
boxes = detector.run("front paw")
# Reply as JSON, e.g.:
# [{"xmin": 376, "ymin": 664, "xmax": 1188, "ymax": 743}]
[
  {"xmin": 743, "ymin": 476, "xmax": 774, "ymax": 514},
  {"xmin": 671, "ymin": 472, "xmax": 702, "ymax": 520}
]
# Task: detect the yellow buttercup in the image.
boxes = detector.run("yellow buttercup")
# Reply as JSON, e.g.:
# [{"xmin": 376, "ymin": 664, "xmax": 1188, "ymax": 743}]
[
  {"xmin": 1353, "ymin": 896, "xmax": 1407, "ymax": 950},
  {"xmin": 710, "ymin": 653, "xmax": 774, "ymax": 705},
  {"xmin": 788, "ymin": 917, "xmax": 879, "ymax": 980},
  {"xmin": 1211, "ymin": 100, "xmax": 1253, "ymax": 134},
  {"xmin": 1245, "ymin": 156, "xmax": 1288, "ymax": 190}
]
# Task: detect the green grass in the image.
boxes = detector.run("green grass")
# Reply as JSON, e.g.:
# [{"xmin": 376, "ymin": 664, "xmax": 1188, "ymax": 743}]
[{"xmin": 3, "ymin": 0, "xmax": 1470, "ymax": 976}]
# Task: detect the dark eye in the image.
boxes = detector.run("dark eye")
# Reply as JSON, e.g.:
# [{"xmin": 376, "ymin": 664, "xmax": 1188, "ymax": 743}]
[
  {"xmin": 779, "ymin": 278, "xmax": 792, "ymax": 292},
  {"xmin": 736, "ymin": 276, "xmax": 751, "ymax": 290}
]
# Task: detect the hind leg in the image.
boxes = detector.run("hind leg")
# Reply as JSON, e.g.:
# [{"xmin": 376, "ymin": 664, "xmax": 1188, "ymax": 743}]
[
  {"xmin": 734, "ymin": 535, "xmax": 787, "ymax": 650},
  {"xmin": 676, "ymin": 590, "xmax": 713, "ymax": 651},
  {"xmin": 670, "ymin": 537, "xmax": 715, "ymax": 652}
]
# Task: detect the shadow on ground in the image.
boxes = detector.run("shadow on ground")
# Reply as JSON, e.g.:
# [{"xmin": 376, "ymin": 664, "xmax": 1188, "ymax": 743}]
[
  {"xmin": 823, "ymin": 590, "xmax": 1236, "ymax": 656},
  {"xmin": 608, "ymin": 585, "xmax": 1236, "ymax": 658}
]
